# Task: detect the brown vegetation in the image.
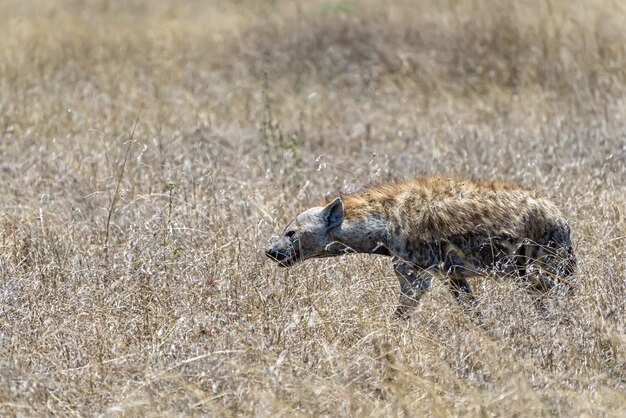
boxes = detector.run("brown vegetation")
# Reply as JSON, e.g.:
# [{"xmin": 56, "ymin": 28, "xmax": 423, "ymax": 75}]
[{"xmin": 0, "ymin": 0, "xmax": 624, "ymax": 415}]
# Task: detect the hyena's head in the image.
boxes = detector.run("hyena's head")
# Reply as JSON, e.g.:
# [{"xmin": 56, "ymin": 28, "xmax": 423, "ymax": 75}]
[{"xmin": 265, "ymin": 197, "xmax": 344, "ymax": 267}]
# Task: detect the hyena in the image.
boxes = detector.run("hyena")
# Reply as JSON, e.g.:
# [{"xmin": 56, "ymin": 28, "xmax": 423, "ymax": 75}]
[{"xmin": 265, "ymin": 176, "xmax": 576, "ymax": 317}]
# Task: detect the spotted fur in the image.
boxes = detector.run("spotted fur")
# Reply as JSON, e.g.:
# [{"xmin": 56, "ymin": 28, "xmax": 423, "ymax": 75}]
[{"xmin": 266, "ymin": 176, "xmax": 576, "ymax": 317}]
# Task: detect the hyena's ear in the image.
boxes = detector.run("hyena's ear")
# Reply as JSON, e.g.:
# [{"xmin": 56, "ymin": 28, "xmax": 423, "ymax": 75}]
[{"xmin": 322, "ymin": 197, "xmax": 344, "ymax": 229}]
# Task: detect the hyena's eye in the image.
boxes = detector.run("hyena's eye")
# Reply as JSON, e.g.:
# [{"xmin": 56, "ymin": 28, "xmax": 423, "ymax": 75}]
[{"xmin": 285, "ymin": 230, "xmax": 296, "ymax": 238}]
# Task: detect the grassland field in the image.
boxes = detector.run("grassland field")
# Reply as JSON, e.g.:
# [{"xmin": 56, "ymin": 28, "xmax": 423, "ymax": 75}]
[{"xmin": 0, "ymin": 0, "xmax": 625, "ymax": 416}]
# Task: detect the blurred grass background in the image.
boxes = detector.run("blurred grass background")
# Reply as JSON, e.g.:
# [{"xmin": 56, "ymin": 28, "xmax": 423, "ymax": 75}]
[{"xmin": 0, "ymin": 0, "xmax": 625, "ymax": 416}]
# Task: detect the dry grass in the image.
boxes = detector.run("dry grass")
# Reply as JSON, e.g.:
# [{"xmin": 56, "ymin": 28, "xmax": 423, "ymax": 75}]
[{"xmin": 0, "ymin": 0, "xmax": 625, "ymax": 416}]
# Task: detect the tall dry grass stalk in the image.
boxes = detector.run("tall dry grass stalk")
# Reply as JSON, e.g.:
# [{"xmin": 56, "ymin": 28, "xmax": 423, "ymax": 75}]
[{"xmin": 0, "ymin": 0, "xmax": 624, "ymax": 416}]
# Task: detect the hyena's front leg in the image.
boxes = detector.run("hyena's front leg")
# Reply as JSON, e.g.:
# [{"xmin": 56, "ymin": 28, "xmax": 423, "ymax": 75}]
[{"xmin": 392, "ymin": 257, "xmax": 433, "ymax": 319}]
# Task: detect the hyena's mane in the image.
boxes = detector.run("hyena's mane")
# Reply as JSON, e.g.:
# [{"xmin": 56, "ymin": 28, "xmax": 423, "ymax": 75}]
[
  {"xmin": 321, "ymin": 175, "xmax": 528, "ymax": 212},
  {"xmin": 319, "ymin": 179, "xmax": 409, "ymax": 219}
]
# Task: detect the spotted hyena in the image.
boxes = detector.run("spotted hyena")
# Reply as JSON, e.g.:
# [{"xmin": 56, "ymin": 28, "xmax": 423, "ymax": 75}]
[{"xmin": 265, "ymin": 176, "xmax": 576, "ymax": 317}]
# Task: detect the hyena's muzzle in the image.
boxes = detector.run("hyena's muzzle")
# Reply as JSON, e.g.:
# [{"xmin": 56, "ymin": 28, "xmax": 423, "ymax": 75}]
[{"xmin": 265, "ymin": 237, "xmax": 300, "ymax": 267}]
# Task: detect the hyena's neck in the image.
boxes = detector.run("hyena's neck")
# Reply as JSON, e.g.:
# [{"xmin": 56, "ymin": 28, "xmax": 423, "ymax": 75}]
[{"xmin": 329, "ymin": 215, "xmax": 390, "ymax": 255}]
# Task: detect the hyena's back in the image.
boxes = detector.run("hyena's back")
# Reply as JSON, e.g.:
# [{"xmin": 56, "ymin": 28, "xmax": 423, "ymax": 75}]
[{"xmin": 339, "ymin": 177, "xmax": 576, "ymax": 279}]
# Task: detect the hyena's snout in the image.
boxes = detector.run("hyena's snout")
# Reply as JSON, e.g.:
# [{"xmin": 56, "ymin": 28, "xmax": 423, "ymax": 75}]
[{"xmin": 265, "ymin": 237, "xmax": 300, "ymax": 267}]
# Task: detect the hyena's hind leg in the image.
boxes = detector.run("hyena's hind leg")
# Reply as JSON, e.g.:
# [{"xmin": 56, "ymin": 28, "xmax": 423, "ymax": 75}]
[
  {"xmin": 514, "ymin": 241, "xmax": 553, "ymax": 313},
  {"xmin": 392, "ymin": 257, "xmax": 433, "ymax": 319},
  {"xmin": 516, "ymin": 237, "xmax": 575, "ymax": 313}
]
